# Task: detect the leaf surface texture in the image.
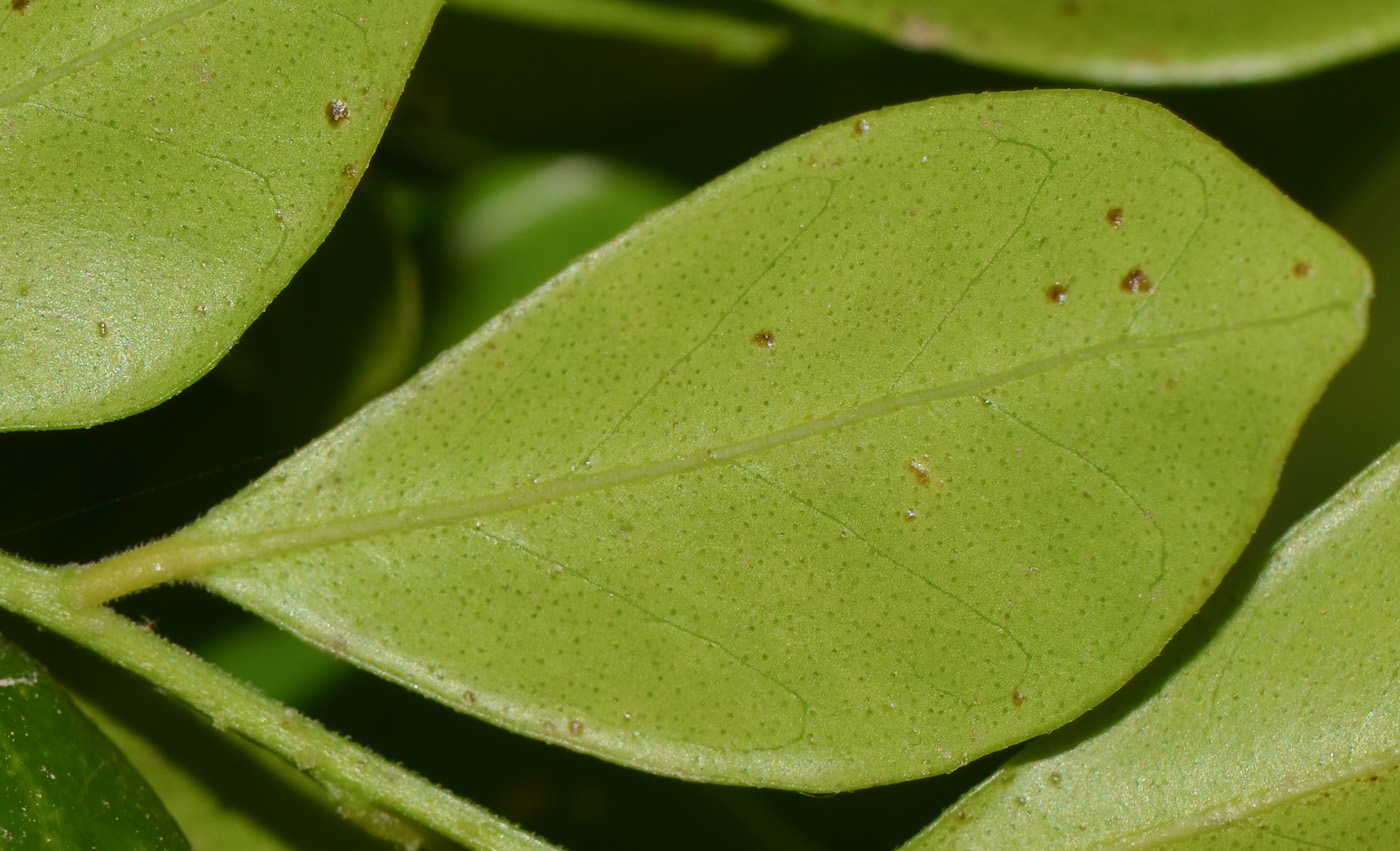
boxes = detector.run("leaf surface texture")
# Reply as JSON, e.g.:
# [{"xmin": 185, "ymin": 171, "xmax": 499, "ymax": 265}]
[
  {"xmin": 0, "ymin": 0, "xmax": 439, "ymax": 428},
  {"xmin": 905, "ymin": 441, "xmax": 1400, "ymax": 849}
]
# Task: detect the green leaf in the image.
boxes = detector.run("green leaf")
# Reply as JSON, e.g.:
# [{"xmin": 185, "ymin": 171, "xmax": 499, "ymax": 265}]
[
  {"xmin": 761, "ymin": 0, "xmax": 1400, "ymax": 85},
  {"xmin": 903, "ymin": 441, "xmax": 1400, "ymax": 849},
  {"xmin": 0, "ymin": 0, "xmax": 441, "ymax": 430},
  {"xmin": 0, "ymin": 632, "xmax": 190, "ymax": 850},
  {"xmin": 443, "ymin": 0, "xmax": 787, "ymax": 64},
  {"xmin": 76, "ymin": 90, "xmax": 1369, "ymax": 791},
  {"xmin": 424, "ymin": 153, "xmax": 683, "ymax": 359}
]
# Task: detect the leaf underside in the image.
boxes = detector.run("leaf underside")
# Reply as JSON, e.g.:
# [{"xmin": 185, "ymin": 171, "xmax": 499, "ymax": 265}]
[
  {"xmin": 113, "ymin": 90, "xmax": 1368, "ymax": 791},
  {"xmin": 762, "ymin": 0, "xmax": 1400, "ymax": 84},
  {"xmin": 906, "ymin": 442, "xmax": 1400, "ymax": 849},
  {"xmin": 0, "ymin": 0, "xmax": 440, "ymax": 429}
]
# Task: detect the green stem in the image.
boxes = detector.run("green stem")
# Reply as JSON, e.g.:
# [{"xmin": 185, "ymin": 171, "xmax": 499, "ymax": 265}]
[{"xmin": 0, "ymin": 555, "xmax": 563, "ymax": 851}]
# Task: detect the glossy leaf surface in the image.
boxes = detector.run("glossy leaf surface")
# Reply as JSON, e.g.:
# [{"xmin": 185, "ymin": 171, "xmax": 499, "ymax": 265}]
[
  {"xmin": 0, "ymin": 0, "xmax": 440, "ymax": 430},
  {"xmin": 763, "ymin": 0, "xmax": 1400, "ymax": 84},
  {"xmin": 0, "ymin": 633, "xmax": 190, "ymax": 850},
  {"xmin": 905, "ymin": 441, "xmax": 1400, "ymax": 849},
  {"xmin": 87, "ymin": 90, "xmax": 1369, "ymax": 791}
]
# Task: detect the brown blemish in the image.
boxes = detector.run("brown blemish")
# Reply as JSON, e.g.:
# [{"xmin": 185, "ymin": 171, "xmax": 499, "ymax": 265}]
[
  {"xmin": 325, "ymin": 98, "xmax": 350, "ymax": 126},
  {"xmin": 854, "ymin": 118, "xmax": 870, "ymax": 135},
  {"xmin": 1106, "ymin": 207, "xmax": 1123, "ymax": 228},
  {"xmin": 1045, "ymin": 283, "xmax": 1068, "ymax": 304},
  {"xmin": 11, "ymin": 0, "xmax": 31, "ymax": 11},
  {"xmin": 462, "ymin": 691, "xmax": 476, "ymax": 705},
  {"xmin": 908, "ymin": 460, "xmax": 931, "ymax": 487},
  {"xmin": 751, "ymin": 330, "xmax": 775, "ymax": 348},
  {"xmin": 1293, "ymin": 260, "xmax": 1314, "ymax": 278},
  {"xmin": 1120, "ymin": 267, "xmax": 1153, "ymax": 294},
  {"xmin": 1011, "ymin": 691, "xmax": 1026, "ymax": 707},
  {"xmin": 342, "ymin": 163, "xmax": 358, "ymax": 179},
  {"xmin": 568, "ymin": 719, "xmax": 585, "ymax": 736},
  {"xmin": 903, "ymin": 509, "xmax": 917, "ymax": 522}
]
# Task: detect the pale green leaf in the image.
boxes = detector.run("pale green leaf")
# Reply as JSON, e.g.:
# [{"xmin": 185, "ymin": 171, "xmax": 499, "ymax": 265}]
[
  {"xmin": 444, "ymin": 0, "xmax": 787, "ymax": 64},
  {"xmin": 77, "ymin": 90, "xmax": 1369, "ymax": 791},
  {"xmin": 903, "ymin": 441, "xmax": 1400, "ymax": 850},
  {"xmin": 0, "ymin": 632, "xmax": 190, "ymax": 850},
  {"xmin": 0, "ymin": 0, "xmax": 440, "ymax": 430},
  {"xmin": 761, "ymin": 0, "xmax": 1400, "ymax": 85},
  {"xmin": 424, "ymin": 153, "xmax": 683, "ymax": 358}
]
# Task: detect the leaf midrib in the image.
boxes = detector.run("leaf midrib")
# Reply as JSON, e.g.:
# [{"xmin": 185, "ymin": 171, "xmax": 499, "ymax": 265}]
[{"xmin": 72, "ymin": 302, "xmax": 1348, "ymax": 604}]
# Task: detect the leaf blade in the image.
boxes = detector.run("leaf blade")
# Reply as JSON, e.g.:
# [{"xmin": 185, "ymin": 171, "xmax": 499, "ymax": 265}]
[
  {"xmin": 82, "ymin": 90, "xmax": 1369, "ymax": 790},
  {"xmin": 0, "ymin": 0, "xmax": 440, "ymax": 429},
  {"xmin": 0, "ymin": 632, "xmax": 191, "ymax": 850},
  {"xmin": 903, "ymin": 441, "xmax": 1400, "ymax": 849},
  {"xmin": 760, "ymin": 0, "xmax": 1400, "ymax": 84}
]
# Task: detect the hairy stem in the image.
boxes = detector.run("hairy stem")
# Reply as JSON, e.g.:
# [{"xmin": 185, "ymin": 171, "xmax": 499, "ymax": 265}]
[{"xmin": 0, "ymin": 555, "xmax": 563, "ymax": 851}]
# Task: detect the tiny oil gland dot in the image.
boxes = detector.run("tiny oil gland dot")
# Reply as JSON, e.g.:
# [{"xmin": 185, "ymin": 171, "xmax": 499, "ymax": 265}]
[
  {"xmin": 1105, "ymin": 207, "xmax": 1123, "ymax": 228},
  {"xmin": 1120, "ymin": 267, "xmax": 1153, "ymax": 294},
  {"xmin": 751, "ymin": 330, "xmax": 775, "ymax": 348},
  {"xmin": 96, "ymin": 320, "xmax": 107, "ymax": 337},
  {"xmin": 1045, "ymin": 283, "xmax": 1068, "ymax": 304},
  {"xmin": 325, "ymin": 98, "xmax": 350, "ymax": 126}
]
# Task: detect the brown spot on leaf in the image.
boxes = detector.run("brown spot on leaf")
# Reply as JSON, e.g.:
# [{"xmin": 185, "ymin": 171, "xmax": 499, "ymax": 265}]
[
  {"xmin": 908, "ymin": 460, "xmax": 931, "ymax": 486},
  {"xmin": 751, "ymin": 330, "xmax": 775, "ymax": 348},
  {"xmin": 11, "ymin": 0, "xmax": 31, "ymax": 11},
  {"xmin": 343, "ymin": 163, "xmax": 358, "ymax": 179},
  {"xmin": 1293, "ymin": 260, "xmax": 1314, "ymax": 278},
  {"xmin": 1012, "ymin": 691, "xmax": 1026, "ymax": 707},
  {"xmin": 903, "ymin": 509, "xmax": 917, "ymax": 522},
  {"xmin": 854, "ymin": 118, "xmax": 870, "ymax": 135},
  {"xmin": 462, "ymin": 691, "xmax": 476, "ymax": 705},
  {"xmin": 1106, "ymin": 207, "xmax": 1123, "ymax": 228},
  {"xmin": 1045, "ymin": 283, "xmax": 1068, "ymax": 304},
  {"xmin": 325, "ymin": 98, "xmax": 350, "ymax": 126},
  {"xmin": 568, "ymin": 719, "xmax": 585, "ymax": 736},
  {"xmin": 1120, "ymin": 267, "xmax": 1153, "ymax": 294}
]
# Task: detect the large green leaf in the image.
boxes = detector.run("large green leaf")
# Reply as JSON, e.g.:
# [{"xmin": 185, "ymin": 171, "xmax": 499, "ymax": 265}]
[
  {"xmin": 761, "ymin": 0, "xmax": 1400, "ymax": 85},
  {"xmin": 76, "ymin": 90, "xmax": 1369, "ymax": 791},
  {"xmin": 0, "ymin": 632, "xmax": 190, "ymax": 849},
  {"xmin": 0, "ymin": 0, "xmax": 440, "ymax": 430},
  {"xmin": 903, "ymin": 441, "xmax": 1400, "ymax": 849}
]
